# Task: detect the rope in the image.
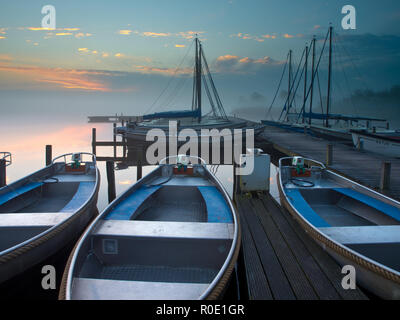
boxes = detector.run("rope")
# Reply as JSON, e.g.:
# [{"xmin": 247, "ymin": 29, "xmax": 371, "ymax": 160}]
[{"xmin": 265, "ymin": 52, "xmax": 289, "ymax": 120}]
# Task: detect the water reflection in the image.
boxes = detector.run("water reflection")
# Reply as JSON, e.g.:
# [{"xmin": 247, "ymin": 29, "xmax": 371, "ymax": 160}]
[{"xmin": 2, "ymin": 121, "xmax": 280, "ymax": 212}]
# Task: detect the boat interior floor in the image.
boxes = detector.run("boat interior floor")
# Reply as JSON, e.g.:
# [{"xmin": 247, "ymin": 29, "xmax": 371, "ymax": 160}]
[
  {"xmin": 0, "ymin": 182, "xmax": 80, "ymax": 213},
  {"xmin": 298, "ymin": 188, "xmax": 400, "ymax": 227}
]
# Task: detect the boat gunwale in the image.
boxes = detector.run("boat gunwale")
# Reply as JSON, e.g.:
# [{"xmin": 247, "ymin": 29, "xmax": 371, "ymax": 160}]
[
  {"xmin": 0, "ymin": 156, "xmax": 100, "ymax": 259},
  {"xmin": 63, "ymin": 161, "xmax": 240, "ymax": 300},
  {"xmin": 278, "ymin": 156, "xmax": 400, "ymax": 283}
]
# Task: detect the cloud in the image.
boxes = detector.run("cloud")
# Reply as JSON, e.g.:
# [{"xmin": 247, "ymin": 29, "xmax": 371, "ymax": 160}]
[
  {"xmin": 26, "ymin": 27, "xmax": 80, "ymax": 31},
  {"xmin": 75, "ymin": 32, "xmax": 92, "ymax": 38},
  {"xmin": 134, "ymin": 65, "xmax": 192, "ymax": 76},
  {"xmin": 0, "ymin": 63, "xmax": 123, "ymax": 92},
  {"xmin": 114, "ymin": 53, "xmax": 124, "ymax": 58},
  {"xmin": 175, "ymin": 44, "xmax": 186, "ymax": 48},
  {"xmin": 55, "ymin": 32, "xmax": 73, "ymax": 36},
  {"xmin": 142, "ymin": 32, "xmax": 170, "ymax": 37},
  {"xmin": 214, "ymin": 54, "xmax": 282, "ymax": 74},
  {"xmin": 0, "ymin": 36, "xmax": 6, "ymax": 40},
  {"xmin": 118, "ymin": 30, "xmax": 132, "ymax": 35},
  {"xmin": 283, "ymin": 33, "xmax": 294, "ymax": 38},
  {"xmin": 78, "ymin": 48, "xmax": 89, "ymax": 52},
  {"xmin": 232, "ymin": 32, "xmax": 265, "ymax": 42}
]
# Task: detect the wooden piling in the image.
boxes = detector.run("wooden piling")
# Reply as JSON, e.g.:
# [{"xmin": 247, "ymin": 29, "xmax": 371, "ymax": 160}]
[
  {"xmin": 380, "ymin": 161, "xmax": 391, "ymax": 191},
  {"xmin": 45, "ymin": 145, "xmax": 52, "ymax": 166},
  {"xmin": 92, "ymin": 128, "xmax": 97, "ymax": 156},
  {"xmin": 113, "ymin": 123, "xmax": 117, "ymax": 158},
  {"xmin": 106, "ymin": 161, "xmax": 116, "ymax": 203},
  {"xmin": 326, "ymin": 144, "xmax": 333, "ymax": 166},
  {"xmin": 0, "ymin": 159, "xmax": 6, "ymax": 188}
]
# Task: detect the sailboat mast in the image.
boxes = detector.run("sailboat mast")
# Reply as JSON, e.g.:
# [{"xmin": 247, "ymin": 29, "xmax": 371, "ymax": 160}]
[
  {"xmin": 309, "ymin": 36, "xmax": 316, "ymax": 125},
  {"xmin": 326, "ymin": 26, "xmax": 333, "ymax": 127},
  {"xmin": 302, "ymin": 45, "xmax": 308, "ymax": 123},
  {"xmin": 195, "ymin": 37, "xmax": 202, "ymax": 123},
  {"xmin": 286, "ymin": 49, "xmax": 292, "ymax": 122}
]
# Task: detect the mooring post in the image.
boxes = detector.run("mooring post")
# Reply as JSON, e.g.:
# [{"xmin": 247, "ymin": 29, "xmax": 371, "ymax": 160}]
[
  {"xmin": 137, "ymin": 160, "xmax": 142, "ymax": 180},
  {"xmin": 113, "ymin": 123, "xmax": 117, "ymax": 158},
  {"xmin": 326, "ymin": 144, "xmax": 333, "ymax": 166},
  {"xmin": 45, "ymin": 145, "xmax": 52, "ymax": 166},
  {"xmin": 380, "ymin": 161, "xmax": 391, "ymax": 191},
  {"xmin": 0, "ymin": 159, "xmax": 6, "ymax": 188},
  {"xmin": 92, "ymin": 128, "xmax": 97, "ymax": 156},
  {"xmin": 106, "ymin": 161, "xmax": 116, "ymax": 203}
]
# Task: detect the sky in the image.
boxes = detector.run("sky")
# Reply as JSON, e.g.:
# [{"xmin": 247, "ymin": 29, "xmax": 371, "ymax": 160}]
[
  {"xmin": 0, "ymin": 0, "xmax": 399, "ymax": 122},
  {"xmin": 0, "ymin": 0, "xmax": 399, "ymax": 206}
]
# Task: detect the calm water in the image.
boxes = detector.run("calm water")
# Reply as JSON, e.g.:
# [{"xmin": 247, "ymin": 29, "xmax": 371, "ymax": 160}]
[{"xmin": 2, "ymin": 120, "xmax": 280, "ymax": 212}]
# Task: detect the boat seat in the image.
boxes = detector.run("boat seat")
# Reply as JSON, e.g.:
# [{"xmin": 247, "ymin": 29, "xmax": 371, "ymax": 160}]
[
  {"xmin": 319, "ymin": 225, "xmax": 400, "ymax": 245},
  {"xmin": 0, "ymin": 212, "xmax": 74, "ymax": 227},
  {"xmin": 93, "ymin": 220, "xmax": 234, "ymax": 240},
  {"xmin": 0, "ymin": 182, "xmax": 43, "ymax": 206},
  {"xmin": 286, "ymin": 189, "xmax": 330, "ymax": 228},
  {"xmin": 334, "ymin": 188, "xmax": 400, "ymax": 222},
  {"xmin": 71, "ymin": 278, "xmax": 209, "ymax": 300},
  {"xmin": 105, "ymin": 186, "xmax": 161, "ymax": 220},
  {"xmin": 197, "ymin": 186, "xmax": 233, "ymax": 223},
  {"xmin": 60, "ymin": 182, "xmax": 95, "ymax": 212}
]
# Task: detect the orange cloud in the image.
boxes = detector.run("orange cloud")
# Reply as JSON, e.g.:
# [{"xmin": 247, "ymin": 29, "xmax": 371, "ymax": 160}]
[
  {"xmin": 142, "ymin": 32, "xmax": 170, "ymax": 37},
  {"xmin": 217, "ymin": 54, "xmax": 239, "ymax": 61},
  {"xmin": 78, "ymin": 47, "xmax": 89, "ymax": 52},
  {"xmin": 0, "ymin": 36, "xmax": 6, "ymax": 40},
  {"xmin": 0, "ymin": 64, "xmax": 112, "ymax": 92},
  {"xmin": 119, "ymin": 30, "xmax": 132, "ymax": 35},
  {"xmin": 55, "ymin": 32, "xmax": 73, "ymax": 36},
  {"xmin": 175, "ymin": 44, "xmax": 185, "ymax": 48},
  {"xmin": 283, "ymin": 33, "xmax": 294, "ymax": 38}
]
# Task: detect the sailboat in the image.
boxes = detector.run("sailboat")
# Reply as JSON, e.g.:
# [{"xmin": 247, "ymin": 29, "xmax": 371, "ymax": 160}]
[
  {"xmin": 262, "ymin": 26, "xmax": 388, "ymax": 143},
  {"xmin": 116, "ymin": 37, "xmax": 265, "ymax": 151}
]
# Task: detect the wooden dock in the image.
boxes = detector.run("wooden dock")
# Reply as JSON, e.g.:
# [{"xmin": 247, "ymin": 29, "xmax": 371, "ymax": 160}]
[
  {"xmin": 259, "ymin": 125, "xmax": 400, "ymax": 201},
  {"xmin": 235, "ymin": 192, "xmax": 368, "ymax": 300}
]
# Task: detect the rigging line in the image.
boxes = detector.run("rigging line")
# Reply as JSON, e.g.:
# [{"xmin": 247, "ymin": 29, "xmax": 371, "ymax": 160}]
[
  {"xmin": 202, "ymin": 66, "xmax": 218, "ymax": 116},
  {"xmin": 279, "ymin": 46, "xmax": 307, "ymax": 121},
  {"xmin": 144, "ymin": 40, "xmax": 194, "ymax": 115},
  {"xmin": 287, "ymin": 59, "xmax": 307, "ymax": 122},
  {"xmin": 295, "ymin": 29, "xmax": 330, "ymax": 122},
  {"xmin": 162, "ymin": 60, "xmax": 195, "ymax": 109},
  {"xmin": 265, "ymin": 52, "xmax": 289, "ymax": 120},
  {"xmin": 201, "ymin": 46, "xmax": 228, "ymax": 119},
  {"xmin": 334, "ymin": 31, "xmax": 370, "ymax": 91},
  {"xmin": 316, "ymin": 70, "xmax": 324, "ymax": 114},
  {"xmin": 333, "ymin": 37, "xmax": 358, "ymax": 116}
]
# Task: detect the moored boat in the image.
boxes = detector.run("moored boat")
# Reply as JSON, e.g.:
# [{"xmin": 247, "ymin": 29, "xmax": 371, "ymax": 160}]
[
  {"xmin": 278, "ymin": 156, "xmax": 400, "ymax": 299},
  {"xmin": 0, "ymin": 152, "xmax": 100, "ymax": 284},
  {"xmin": 60, "ymin": 155, "xmax": 240, "ymax": 300},
  {"xmin": 351, "ymin": 129, "xmax": 400, "ymax": 158}
]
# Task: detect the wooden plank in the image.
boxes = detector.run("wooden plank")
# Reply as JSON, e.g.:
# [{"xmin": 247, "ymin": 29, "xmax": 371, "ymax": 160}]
[
  {"xmin": 237, "ymin": 197, "xmax": 296, "ymax": 299},
  {"xmin": 260, "ymin": 125, "xmax": 400, "ymax": 200},
  {"xmin": 235, "ymin": 201, "xmax": 273, "ymax": 300},
  {"xmin": 257, "ymin": 194, "xmax": 342, "ymax": 300},
  {"xmin": 263, "ymin": 194, "xmax": 368, "ymax": 300},
  {"xmin": 250, "ymin": 197, "xmax": 319, "ymax": 299}
]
